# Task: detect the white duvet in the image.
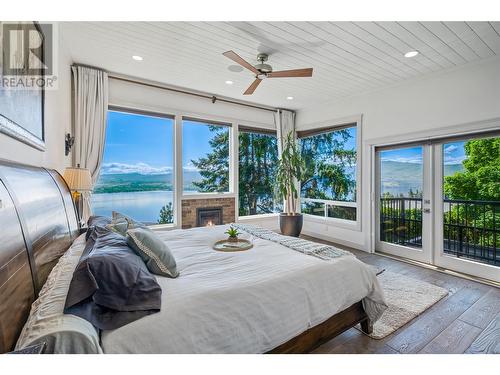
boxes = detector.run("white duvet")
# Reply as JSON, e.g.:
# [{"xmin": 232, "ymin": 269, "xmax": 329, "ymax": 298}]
[{"xmin": 101, "ymin": 225, "xmax": 386, "ymax": 354}]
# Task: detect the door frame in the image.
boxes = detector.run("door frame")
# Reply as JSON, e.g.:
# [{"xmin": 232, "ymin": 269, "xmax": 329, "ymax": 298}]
[
  {"xmin": 374, "ymin": 143, "xmax": 433, "ymax": 264},
  {"xmin": 433, "ymin": 143, "xmax": 500, "ymax": 282},
  {"xmin": 366, "ymin": 117, "xmax": 500, "ymax": 282}
]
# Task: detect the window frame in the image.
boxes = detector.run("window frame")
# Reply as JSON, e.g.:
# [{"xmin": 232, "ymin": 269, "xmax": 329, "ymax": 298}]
[
  {"xmin": 180, "ymin": 116, "xmax": 234, "ymax": 198},
  {"xmin": 297, "ymin": 115, "xmax": 362, "ymax": 231},
  {"xmin": 236, "ymin": 124, "xmax": 280, "ymax": 219},
  {"xmin": 96, "ymin": 106, "xmax": 177, "ymax": 228}
]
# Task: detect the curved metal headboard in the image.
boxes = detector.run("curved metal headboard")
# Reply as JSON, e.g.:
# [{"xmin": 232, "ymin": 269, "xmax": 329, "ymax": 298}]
[{"xmin": 0, "ymin": 160, "xmax": 79, "ymax": 353}]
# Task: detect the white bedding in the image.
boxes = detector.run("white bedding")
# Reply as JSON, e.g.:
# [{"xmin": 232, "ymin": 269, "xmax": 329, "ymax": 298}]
[{"xmin": 101, "ymin": 225, "xmax": 386, "ymax": 354}]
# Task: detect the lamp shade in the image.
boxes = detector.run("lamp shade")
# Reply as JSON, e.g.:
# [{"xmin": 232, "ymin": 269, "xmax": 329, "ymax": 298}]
[{"xmin": 63, "ymin": 167, "xmax": 92, "ymax": 191}]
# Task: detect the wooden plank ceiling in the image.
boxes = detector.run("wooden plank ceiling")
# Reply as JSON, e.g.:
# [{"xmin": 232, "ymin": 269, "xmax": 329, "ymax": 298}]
[{"xmin": 62, "ymin": 22, "xmax": 500, "ymax": 110}]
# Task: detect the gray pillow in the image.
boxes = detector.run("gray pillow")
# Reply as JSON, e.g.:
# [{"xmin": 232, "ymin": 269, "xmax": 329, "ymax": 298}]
[
  {"xmin": 65, "ymin": 226, "xmax": 162, "ymax": 330},
  {"xmin": 107, "ymin": 212, "xmax": 144, "ymax": 236},
  {"xmin": 106, "ymin": 218, "xmax": 129, "ymax": 236},
  {"xmin": 112, "ymin": 211, "xmax": 143, "ymax": 226},
  {"xmin": 126, "ymin": 227, "xmax": 179, "ymax": 278}
]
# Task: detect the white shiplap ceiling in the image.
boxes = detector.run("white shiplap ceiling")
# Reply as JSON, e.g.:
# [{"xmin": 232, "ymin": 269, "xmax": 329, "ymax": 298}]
[{"xmin": 61, "ymin": 22, "xmax": 500, "ymax": 110}]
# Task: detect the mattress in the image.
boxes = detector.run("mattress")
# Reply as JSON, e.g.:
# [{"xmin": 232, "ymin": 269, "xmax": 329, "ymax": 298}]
[{"xmin": 101, "ymin": 225, "xmax": 386, "ymax": 353}]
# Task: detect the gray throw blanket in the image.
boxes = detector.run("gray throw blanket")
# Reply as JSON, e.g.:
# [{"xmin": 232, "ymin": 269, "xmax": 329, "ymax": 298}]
[{"xmin": 233, "ymin": 223, "xmax": 352, "ymax": 261}]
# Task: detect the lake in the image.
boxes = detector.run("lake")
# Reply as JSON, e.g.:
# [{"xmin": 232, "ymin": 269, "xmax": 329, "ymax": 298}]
[{"xmin": 91, "ymin": 190, "xmax": 177, "ymax": 224}]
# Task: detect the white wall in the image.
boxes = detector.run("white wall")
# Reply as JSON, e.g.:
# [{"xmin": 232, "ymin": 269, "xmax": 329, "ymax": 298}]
[
  {"xmin": 0, "ymin": 31, "xmax": 73, "ymax": 173},
  {"xmin": 109, "ymin": 78, "xmax": 276, "ymax": 130},
  {"xmin": 296, "ymin": 56, "xmax": 500, "ymax": 251}
]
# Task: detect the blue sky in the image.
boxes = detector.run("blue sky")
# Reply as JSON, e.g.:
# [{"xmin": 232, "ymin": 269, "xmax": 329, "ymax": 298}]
[
  {"xmin": 101, "ymin": 111, "xmax": 466, "ymax": 176},
  {"xmin": 101, "ymin": 111, "xmax": 217, "ymax": 174},
  {"xmin": 380, "ymin": 142, "xmax": 466, "ymax": 165}
]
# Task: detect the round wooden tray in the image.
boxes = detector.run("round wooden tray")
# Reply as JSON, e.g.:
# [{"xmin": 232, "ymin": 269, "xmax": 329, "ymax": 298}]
[{"xmin": 213, "ymin": 239, "xmax": 253, "ymax": 252}]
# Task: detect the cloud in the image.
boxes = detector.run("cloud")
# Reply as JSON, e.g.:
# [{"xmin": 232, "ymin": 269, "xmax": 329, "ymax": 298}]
[
  {"xmin": 182, "ymin": 161, "xmax": 200, "ymax": 172},
  {"xmin": 101, "ymin": 162, "xmax": 172, "ymax": 175},
  {"xmin": 381, "ymin": 155, "xmax": 423, "ymax": 164},
  {"xmin": 444, "ymin": 155, "xmax": 466, "ymax": 165},
  {"xmin": 444, "ymin": 145, "xmax": 458, "ymax": 154}
]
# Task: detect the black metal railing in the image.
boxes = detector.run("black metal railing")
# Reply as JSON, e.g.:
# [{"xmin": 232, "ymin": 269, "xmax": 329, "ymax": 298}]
[
  {"xmin": 380, "ymin": 197, "xmax": 423, "ymax": 248},
  {"xmin": 380, "ymin": 197, "xmax": 499, "ymax": 266}
]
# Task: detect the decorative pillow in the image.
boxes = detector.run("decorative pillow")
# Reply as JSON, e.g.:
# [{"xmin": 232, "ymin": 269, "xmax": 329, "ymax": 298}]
[
  {"xmin": 105, "ymin": 219, "xmax": 129, "ymax": 236},
  {"xmin": 112, "ymin": 211, "xmax": 143, "ymax": 226},
  {"xmin": 126, "ymin": 227, "xmax": 179, "ymax": 278},
  {"xmin": 65, "ymin": 226, "xmax": 162, "ymax": 330},
  {"xmin": 87, "ymin": 215, "xmax": 112, "ymax": 228},
  {"xmin": 86, "ymin": 215, "xmax": 113, "ymax": 240}
]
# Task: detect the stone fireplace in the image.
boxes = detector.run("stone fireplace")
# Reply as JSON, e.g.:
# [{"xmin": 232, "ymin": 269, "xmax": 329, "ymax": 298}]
[
  {"xmin": 196, "ymin": 207, "xmax": 222, "ymax": 227},
  {"xmin": 181, "ymin": 197, "xmax": 235, "ymax": 229}
]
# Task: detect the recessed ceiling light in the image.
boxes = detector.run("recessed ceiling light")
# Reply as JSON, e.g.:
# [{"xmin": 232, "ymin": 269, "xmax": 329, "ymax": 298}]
[
  {"xmin": 225, "ymin": 80, "xmax": 234, "ymax": 85},
  {"xmin": 132, "ymin": 55, "xmax": 143, "ymax": 61},
  {"xmin": 286, "ymin": 96, "xmax": 294, "ymax": 100},
  {"xmin": 404, "ymin": 51, "xmax": 419, "ymax": 58}
]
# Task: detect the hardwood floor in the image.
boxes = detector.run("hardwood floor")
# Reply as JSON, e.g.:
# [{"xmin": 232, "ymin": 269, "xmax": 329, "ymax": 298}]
[{"xmin": 301, "ymin": 235, "xmax": 500, "ymax": 354}]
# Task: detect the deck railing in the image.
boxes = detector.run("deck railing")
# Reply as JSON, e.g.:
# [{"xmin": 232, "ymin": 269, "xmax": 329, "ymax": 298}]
[{"xmin": 380, "ymin": 197, "xmax": 499, "ymax": 266}]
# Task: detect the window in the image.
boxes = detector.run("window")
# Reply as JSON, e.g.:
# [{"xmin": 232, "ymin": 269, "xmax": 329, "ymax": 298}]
[
  {"xmin": 238, "ymin": 126, "xmax": 281, "ymax": 216},
  {"xmin": 182, "ymin": 118, "xmax": 230, "ymax": 193},
  {"xmin": 92, "ymin": 109, "xmax": 175, "ymax": 225},
  {"xmin": 298, "ymin": 124, "xmax": 358, "ymax": 221}
]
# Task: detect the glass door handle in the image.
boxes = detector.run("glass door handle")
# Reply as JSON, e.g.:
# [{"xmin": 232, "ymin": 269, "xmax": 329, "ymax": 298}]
[{"xmin": 423, "ymin": 208, "xmax": 431, "ymax": 213}]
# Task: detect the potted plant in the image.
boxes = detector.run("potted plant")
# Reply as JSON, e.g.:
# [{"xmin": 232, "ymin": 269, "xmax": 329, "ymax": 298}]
[
  {"xmin": 275, "ymin": 132, "xmax": 306, "ymax": 237},
  {"xmin": 225, "ymin": 226, "xmax": 240, "ymax": 242}
]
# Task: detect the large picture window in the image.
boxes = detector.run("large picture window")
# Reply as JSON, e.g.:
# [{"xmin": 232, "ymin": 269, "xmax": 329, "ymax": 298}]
[
  {"xmin": 182, "ymin": 118, "xmax": 230, "ymax": 193},
  {"xmin": 92, "ymin": 109, "xmax": 175, "ymax": 225},
  {"xmin": 299, "ymin": 124, "xmax": 358, "ymax": 221},
  {"xmin": 238, "ymin": 127, "xmax": 280, "ymax": 216}
]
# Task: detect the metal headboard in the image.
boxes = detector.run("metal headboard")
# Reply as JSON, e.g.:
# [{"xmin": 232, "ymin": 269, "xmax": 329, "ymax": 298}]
[{"xmin": 0, "ymin": 160, "xmax": 79, "ymax": 353}]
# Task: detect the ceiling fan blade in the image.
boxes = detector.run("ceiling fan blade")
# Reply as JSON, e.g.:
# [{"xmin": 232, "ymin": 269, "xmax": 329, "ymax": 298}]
[
  {"xmin": 268, "ymin": 68, "xmax": 313, "ymax": 78},
  {"xmin": 243, "ymin": 79, "xmax": 262, "ymax": 95},
  {"xmin": 223, "ymin": 50, "xmax": 259, "ymax": 75}
]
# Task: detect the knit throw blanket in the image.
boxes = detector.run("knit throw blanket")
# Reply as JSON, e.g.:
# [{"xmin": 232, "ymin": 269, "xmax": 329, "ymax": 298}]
[{"xmin": 232, "ymin": 223, "xmax": 352, "ymax": 261}]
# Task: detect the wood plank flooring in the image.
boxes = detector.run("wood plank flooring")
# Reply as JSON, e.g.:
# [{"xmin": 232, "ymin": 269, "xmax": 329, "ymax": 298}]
[{"xmin": 302, "ymin": 235, "xmax": 500, "ymax": 354}]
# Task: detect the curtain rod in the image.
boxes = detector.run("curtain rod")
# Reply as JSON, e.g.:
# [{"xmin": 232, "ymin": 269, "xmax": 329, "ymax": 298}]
[
  {"xmin": 109, "ymin": 75, "xmax": 284, "ymax": 113},
  {"xmin": 71, "ymin": 64, "xmax": 289, "ymax": 114}
]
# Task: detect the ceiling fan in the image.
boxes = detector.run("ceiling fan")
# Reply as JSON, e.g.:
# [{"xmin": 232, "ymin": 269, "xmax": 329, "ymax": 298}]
[{"xmin": 222, "ymin": 50, "xmax": 313, "ymax": 95}]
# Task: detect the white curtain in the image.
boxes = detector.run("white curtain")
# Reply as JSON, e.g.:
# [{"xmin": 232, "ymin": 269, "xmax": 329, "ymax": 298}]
[
  {"xmin": 275, "ymin": 109, "xmax": 296, "ymax": 156},
  {"xmin": 274, "ymin": 109, "xmax": 299, "ymax": 213},
  {"xmin": 72, "ymin": 65, "xmax": 109, "ymax": 222}
]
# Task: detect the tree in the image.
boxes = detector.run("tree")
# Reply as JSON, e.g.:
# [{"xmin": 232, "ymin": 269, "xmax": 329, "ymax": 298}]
[
  {"xmin": 300, "ymin": 129, "xmax": 357, "ymax": 201},
  {"xmin": 158, "ymin": 202, "xmax": 174, "ymax": 224},
  {"xmin": 238, "ymin": 132, "xmax": 279, "ymax": 216},
  {"xmin": 444, "ymin": 138, "xmax": 500, "ymax": 201},
  {"xmin": 443, "ymin": 138, "xmax": 500, "ymax": 249},
  {"xmin": 191, "ymin": 125, "xmax": 230, "ymax": 193}
]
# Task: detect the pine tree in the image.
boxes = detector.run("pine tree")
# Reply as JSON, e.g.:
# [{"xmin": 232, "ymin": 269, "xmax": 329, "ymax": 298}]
[
  {"xmin": 191, "ymin": 125, "xmax": 230, "ymax": 192},
  {"xmin": 158, "ymin": 202, "xmax": 174, "ymax": 224},
  {"xmin": 300, "ymin": 129, "xmax": 357, "ymax": 201},
  {"xmin": 238, "ymin": 132, "xmax": 279, "ymax": 215}
]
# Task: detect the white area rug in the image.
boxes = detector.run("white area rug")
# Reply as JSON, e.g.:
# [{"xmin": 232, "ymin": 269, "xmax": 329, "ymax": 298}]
[{"xmin": 361, "ymin": 271, "xmax": 449, "ymax": 339}]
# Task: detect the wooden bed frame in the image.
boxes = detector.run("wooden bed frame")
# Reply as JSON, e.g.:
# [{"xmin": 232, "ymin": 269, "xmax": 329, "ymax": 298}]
[{"xmin": 0, "ymin": 160, "xmax": 371, "ymax": 354}]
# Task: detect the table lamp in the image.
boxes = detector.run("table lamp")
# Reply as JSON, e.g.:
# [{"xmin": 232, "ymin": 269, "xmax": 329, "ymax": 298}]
[{"xmin": 63, "ymin": 164, "xmax": 92, "ymax": 225}]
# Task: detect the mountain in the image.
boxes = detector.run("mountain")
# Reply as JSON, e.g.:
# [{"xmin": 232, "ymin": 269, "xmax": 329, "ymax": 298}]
[
  {"xmin": 94, "ymin": 162, "xmax": 465, "ymax": 196},
  {"xmin": 94, "ymin": 171, "xmax": 202, "ymax": 193},
  {"xmin": 380, "ymin": 161, "xmax": 463, "ymax": 197}
]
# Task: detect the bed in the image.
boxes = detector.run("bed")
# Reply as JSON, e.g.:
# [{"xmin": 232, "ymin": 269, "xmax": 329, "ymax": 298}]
[{"xmin": 0, "ymin": 160, "xmax": 386, "ymax": 354}]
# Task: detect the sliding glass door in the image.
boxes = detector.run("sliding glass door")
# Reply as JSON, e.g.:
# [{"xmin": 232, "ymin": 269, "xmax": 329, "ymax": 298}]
[
  {"xmin": 375, "ymin": 134, "xmax": 499, "ymax": 282},
  {"xmin": 434, "ymin": 136, "xmax": 499, "ymax": 281},
  {"xmin": 376, "ymin": 145, "xmax": 433, "ymax": 263}
]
